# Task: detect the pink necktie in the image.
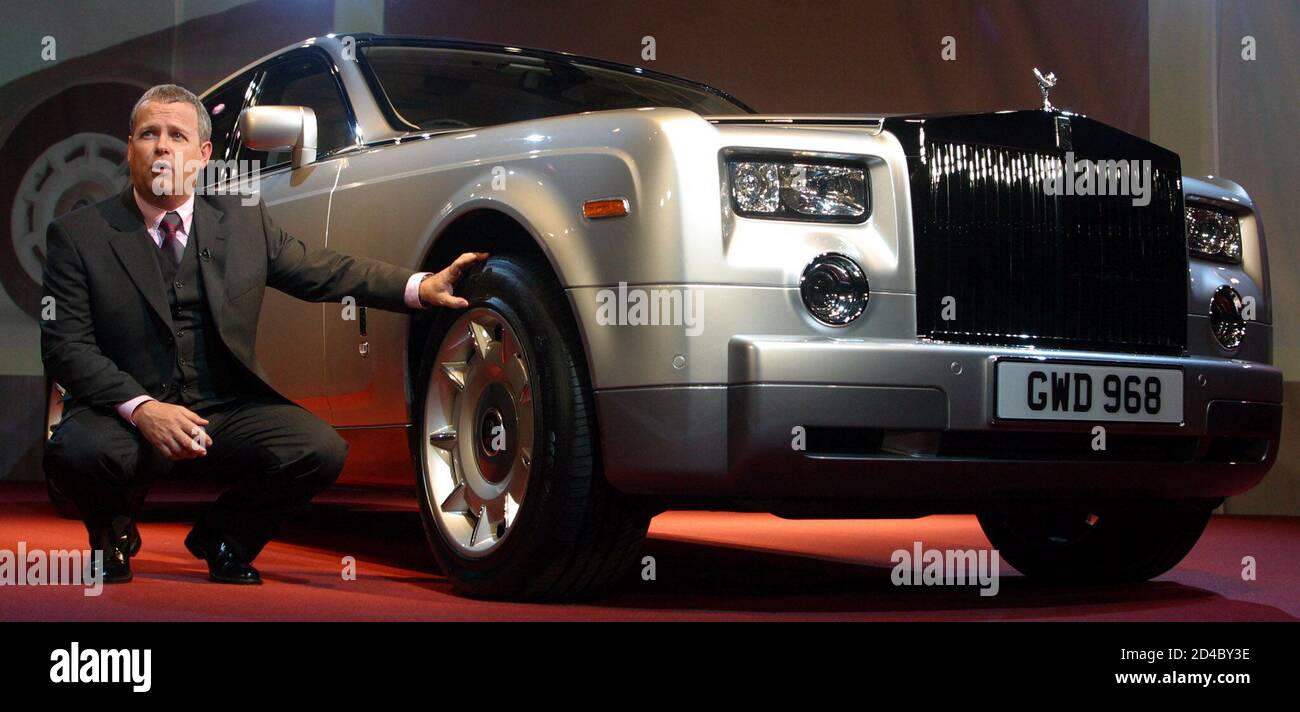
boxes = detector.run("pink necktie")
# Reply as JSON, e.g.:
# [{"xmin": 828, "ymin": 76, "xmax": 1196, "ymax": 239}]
[{"xmin": 159, "ymin": 212, "xmax": 183, "ymax": 266}]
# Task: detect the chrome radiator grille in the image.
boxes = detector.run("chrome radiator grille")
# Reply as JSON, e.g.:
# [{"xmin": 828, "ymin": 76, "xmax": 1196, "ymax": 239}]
[{"xmin": 905, "ymin": 133, "xmax": 1188, "ymax": 355}]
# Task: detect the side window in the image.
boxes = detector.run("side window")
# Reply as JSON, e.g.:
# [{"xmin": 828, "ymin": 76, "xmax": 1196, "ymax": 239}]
[
  {"xmin": 201, "ymin": 74, "xmax": 254, "ymax": 185},
  {"xmin": 241, "ymin": 52, "xmax": 355, "ymax": 169}
]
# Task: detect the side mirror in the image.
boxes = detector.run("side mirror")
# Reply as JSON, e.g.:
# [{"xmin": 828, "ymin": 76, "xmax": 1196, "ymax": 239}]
[{"xmin": 239, "ymin": 105, "xmax": 317, "ymax": 168}]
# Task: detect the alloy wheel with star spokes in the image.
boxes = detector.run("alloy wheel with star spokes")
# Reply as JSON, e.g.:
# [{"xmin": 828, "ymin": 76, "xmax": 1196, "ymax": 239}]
[
  {"xmin": 412, "ymin": 254, "xmax": 650, "ymax": 600},
  {"xmin": 423, "ymin": 307, "xmax": 536, "ymax": 558}
]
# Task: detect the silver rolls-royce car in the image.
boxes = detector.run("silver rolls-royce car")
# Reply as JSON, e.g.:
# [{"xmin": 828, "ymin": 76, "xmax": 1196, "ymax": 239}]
[{"xmin": 179, "ymin": 34, "xmax": 1279, "ymax": 599}]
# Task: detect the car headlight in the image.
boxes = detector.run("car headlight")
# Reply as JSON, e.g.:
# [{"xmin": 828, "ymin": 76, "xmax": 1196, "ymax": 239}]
[
  {"xmin": 728, "ymin": 156, "xmax": 869, "ymax": 223},
  {"xmin": 1185, "ymin": 203, "xmax": 1242, "ymax": 263}
]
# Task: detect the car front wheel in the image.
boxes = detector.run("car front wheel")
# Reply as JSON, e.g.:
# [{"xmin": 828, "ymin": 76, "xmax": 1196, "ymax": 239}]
[{"xmin": 412, "ymin": 255, "xmax": 650, "ymax": 600}]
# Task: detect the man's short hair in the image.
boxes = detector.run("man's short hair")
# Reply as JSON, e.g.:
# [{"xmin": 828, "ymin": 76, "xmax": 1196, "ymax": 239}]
[{"xmin": 129, "ymin": 84, "xmax": 211, "ymax": 143}]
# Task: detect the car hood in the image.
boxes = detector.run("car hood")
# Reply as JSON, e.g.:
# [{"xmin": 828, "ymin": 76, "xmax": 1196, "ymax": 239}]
[{"xmin": 706, "ymin": 110, "xmax": 1178, "ymax": 168}]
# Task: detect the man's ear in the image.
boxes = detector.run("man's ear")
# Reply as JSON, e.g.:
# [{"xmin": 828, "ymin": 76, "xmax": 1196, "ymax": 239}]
[{"xmin": 198, "ymin": 140, "xmax": 212, "ymax": 168}]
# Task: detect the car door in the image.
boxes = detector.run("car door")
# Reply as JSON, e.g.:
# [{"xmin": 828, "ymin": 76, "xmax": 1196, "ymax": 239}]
[{"xmin": 210, "ymin": 49, "xmax": 358, "ymax": 419}]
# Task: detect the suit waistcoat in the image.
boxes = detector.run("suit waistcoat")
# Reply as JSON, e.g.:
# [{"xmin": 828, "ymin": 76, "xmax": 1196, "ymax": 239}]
[{"xmin": 151, "ymin": 222, "xmax": 257, "ymax": 410}]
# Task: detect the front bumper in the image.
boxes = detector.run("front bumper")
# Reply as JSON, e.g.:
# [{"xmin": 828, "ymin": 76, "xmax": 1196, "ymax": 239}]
[{"xmin": 595, "ymin": 337, "xmax": 1283, "ymax": 503}]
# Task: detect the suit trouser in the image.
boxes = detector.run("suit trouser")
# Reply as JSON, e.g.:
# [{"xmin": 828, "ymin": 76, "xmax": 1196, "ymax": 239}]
[{"xmin": 44, "ymin": 397, "xmax": 347, "ymax": 561}]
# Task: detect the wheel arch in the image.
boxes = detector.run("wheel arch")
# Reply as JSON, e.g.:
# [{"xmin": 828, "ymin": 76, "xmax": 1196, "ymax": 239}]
[{"xmin": 405, "ymin": 206, "xmax": 595, "ymax": 418}]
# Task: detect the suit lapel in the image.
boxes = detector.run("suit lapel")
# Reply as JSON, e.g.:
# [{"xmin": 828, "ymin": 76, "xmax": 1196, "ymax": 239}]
[
  {"xmin": 106, "ymin": 188, "xmax": 173, "ymax": 332},
  {"xmin": 193, "ymin": 197, "xmax": 230, "ymax": 331}
]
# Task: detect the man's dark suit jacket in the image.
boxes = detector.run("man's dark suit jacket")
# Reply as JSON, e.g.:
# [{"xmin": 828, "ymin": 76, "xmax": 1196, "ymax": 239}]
[{"xmin": 41, "ymin": 187, "xmax": 416, "ymax": 420}]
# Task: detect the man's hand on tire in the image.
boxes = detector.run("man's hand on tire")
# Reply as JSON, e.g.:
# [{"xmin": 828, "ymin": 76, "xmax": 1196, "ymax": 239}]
[{"xmin": 419, "ymin": 252, "xmax": 489, "ymax": 308}]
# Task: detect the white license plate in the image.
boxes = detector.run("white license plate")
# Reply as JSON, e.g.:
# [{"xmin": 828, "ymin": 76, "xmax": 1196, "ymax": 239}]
[{"xmin": 995, "ymin": 361, "xmax": 1183, "ymax": 423}]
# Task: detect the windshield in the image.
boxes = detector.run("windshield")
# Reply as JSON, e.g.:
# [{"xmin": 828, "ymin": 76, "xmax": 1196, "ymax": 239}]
[{"xmin": 360, "ymin": 44, "xmax": 751, "ymax": 130}]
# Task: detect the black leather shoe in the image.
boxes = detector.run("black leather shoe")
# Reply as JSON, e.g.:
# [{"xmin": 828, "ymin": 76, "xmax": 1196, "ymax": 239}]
[
  {"xmin": 118, "ymin": 520, "xmax": 141, "ymax": 558},
  {"xmin": 90, "ymin": 527, "xmax": 132, "ymax": 584},
  {"xmin": 184, "ymin": 528, "xmax": 262, "ymax": 585}
]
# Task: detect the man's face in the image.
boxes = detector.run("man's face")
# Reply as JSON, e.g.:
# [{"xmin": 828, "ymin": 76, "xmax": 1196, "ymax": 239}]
[{"xmin": 127, "ymin": 100, "xmax": 212, "ymax": 206}]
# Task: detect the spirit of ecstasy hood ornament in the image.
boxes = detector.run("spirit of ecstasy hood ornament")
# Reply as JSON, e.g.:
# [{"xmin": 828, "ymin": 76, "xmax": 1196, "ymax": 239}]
[{"xmin": 1033, "ymin": 68, "xmax": 1058, "ymax": 111}]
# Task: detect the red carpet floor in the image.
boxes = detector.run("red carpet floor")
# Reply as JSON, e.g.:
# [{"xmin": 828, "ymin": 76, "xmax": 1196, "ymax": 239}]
[{"xmin": 1, "ymin": 482, "xmax": 1297, "ymax": 621}]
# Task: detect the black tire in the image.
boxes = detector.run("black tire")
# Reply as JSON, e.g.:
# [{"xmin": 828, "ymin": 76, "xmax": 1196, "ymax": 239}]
[
  {"xmin": 411, "ymin": 254, "xmax": 650, "ymax": 600},
  {"xmin": 976, "ymin": 500, "xmax": 1216, "ymax": 583}
]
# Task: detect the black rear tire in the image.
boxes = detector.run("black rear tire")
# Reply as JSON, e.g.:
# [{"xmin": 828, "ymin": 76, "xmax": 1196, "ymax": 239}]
[
  {"xmin": 977, "ymin": 500, "xmax": 1216, "ymax": 583},
  {"xmin": 411, "ymin": 254, "xmax": 650, "ymax": 600}
]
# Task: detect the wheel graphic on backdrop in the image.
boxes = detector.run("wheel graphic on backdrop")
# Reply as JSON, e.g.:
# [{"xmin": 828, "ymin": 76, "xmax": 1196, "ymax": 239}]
[
  {"xmin": 0, "ymin": 82, "xmax": 141, "ymax": 318},
  {"xmin": 12, "ymin": 133, "xmax": 130, "ymax": 285}
]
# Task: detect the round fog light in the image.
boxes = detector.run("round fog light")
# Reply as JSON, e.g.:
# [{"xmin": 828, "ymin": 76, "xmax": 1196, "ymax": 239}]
[
  {"xmin": 1210, "ymin": 285, "xmax": 1246, "ymax": 350},
  {"xmin": 800, "ymin": 253, "xmax": 869, "ymax": 326}
]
